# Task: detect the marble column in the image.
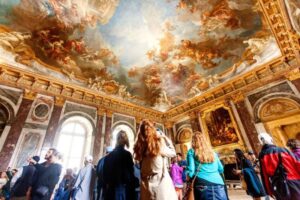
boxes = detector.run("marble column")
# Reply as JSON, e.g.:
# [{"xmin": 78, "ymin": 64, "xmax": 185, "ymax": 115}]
[
  {"xmin": 104, "ymin": 111, "xmax": 112, "ymax": 151},
  {"xmin": 135, "ymin": 117, "xmax": 142, "ymax": 134},
  {"xmin": 164, "ymin": 122, "xmax": 175, "ymax": 143},
  {"xmin": 189, "ymin": 111, "xmax": 201, "ymax": 132},
  {"xmin": 42, "ymin": 97, "xmax": 65, "ymax": 150},
  {"xmin": 93, "ymin": 108, "xmax": 105, "ymax": 161},
  {"xmin": 292, "ymin": 78, "xmax": 300, "ymax": 92},
  {"xmin": 0, "ymin": 93, "xmax": 35, "ymax": 170},
  {"xmin": 235, "ymin": 100, "xmax": 261, "ymax": 154}
]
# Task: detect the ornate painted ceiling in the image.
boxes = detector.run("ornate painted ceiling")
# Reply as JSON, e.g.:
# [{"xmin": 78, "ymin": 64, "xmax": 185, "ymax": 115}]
[{"xmin": 0, "ymin": 0, "xmax": 282, "ymax": 111}]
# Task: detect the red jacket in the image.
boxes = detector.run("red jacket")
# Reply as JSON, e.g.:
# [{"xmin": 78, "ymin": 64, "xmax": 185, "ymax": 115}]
[{"xmin": 259, "ymin": 144, "xmax": 300, "ymax": 198}]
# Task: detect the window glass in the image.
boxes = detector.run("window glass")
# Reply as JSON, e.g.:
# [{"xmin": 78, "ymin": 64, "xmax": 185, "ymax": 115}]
[{"xmin": 57, "ymin": 118, "xmax": 92, "ymax": 169}]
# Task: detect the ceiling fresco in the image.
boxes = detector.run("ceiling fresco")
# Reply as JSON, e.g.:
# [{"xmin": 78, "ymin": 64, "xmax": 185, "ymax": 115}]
[{"xmin": 0, "ymin": 0, "xmax": 281, "ymax": 111}]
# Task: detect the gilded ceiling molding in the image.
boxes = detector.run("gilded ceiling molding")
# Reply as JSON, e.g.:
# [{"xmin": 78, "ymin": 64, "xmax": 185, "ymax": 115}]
[
  {"xmin": 258, "ymin": 0, "xmax": 299, "ymax": 62},
  {"xmin": 164, "ymin": 122, "xmax": 174, "ymax": 129},
  {"xmin": 23, "ymin": 89, "xmax": 37, "ymax": 100},
  {"xmin": 97, "ymin": 107, "xmax": 107, "ymax": 116},
  {"xmin": 188, "ymin": 111, "xmax": 198, "ymax": 119},
  {"xmin": 230, "ymin": 91, "xmax": 246, "ymax": 103},
  {"xmin": 54, "ymin": 96, "xmax": 65, "ymax": 107},
  {"xmin": 0, "ymin": 64, "xmax": 164, "ymax": 122},
  {"xmin": 164, "ymin": 57, "xmax": 294, "ymax": 121},
  {"xmin": 285, "ymin": 67, "xmax": 300, "ymax": 81}
]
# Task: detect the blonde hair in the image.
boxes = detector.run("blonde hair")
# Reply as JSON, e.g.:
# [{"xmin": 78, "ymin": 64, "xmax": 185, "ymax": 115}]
[
  {"xmin": 116, "ymin": 130, "xmax": 129, "ymax": 148},
  {"xmin": 133, "ymin": 119, "xmax": 161, "ymax": 161},
  {"xmin": 192, "ymin": 132, "xmax": 214, "ymax": 163}
]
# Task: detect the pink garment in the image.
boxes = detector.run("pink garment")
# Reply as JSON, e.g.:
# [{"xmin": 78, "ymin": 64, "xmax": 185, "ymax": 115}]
[
  {"xmin": 170, "ymin": 163, "xmax": 183, "ymax": 186},
  {"xmin": 292, "ymin": 148, "xmax": 300, "ymax": 160}
]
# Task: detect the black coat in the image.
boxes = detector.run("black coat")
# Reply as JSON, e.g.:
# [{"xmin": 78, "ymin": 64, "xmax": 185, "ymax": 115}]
[
  {"xmin": 103, "ymin": 146, "xmax": 136, "ymax": 200},
  {"xmin": 11, "ymin": 164, "xmax": 37, "ymax": 197}
]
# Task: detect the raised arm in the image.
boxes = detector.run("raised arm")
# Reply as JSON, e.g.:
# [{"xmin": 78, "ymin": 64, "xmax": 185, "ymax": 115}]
[
  {"xmin": 160, "ymin": 136, "xmax": 176, "ymax": 158},
  {"xmin": 186, "ymin": 149, "xmax": 195, "ymax": 178}
]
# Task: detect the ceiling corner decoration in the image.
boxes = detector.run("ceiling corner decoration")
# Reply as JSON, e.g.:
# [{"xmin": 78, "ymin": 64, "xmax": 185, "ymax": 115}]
[{"xmin": 0, "ymin": 0, "xmax": 285, "ymax": 112}]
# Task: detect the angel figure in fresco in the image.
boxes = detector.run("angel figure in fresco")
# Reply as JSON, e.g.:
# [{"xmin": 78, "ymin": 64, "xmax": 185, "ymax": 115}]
[
  {"xmin": 243, "ymin": 37, "xmax": 270, "ymax": 55},
  {"xmin": 0, "ymin": 32, "xmax": 31, "ymax": 51},
  {"xmin": 156, "ymin": 90, "xmax": 172, "ymax": 106},
  {"xmin": 65, "ymin": 38, "xmax": 87, "ymax": 54},
  {"xmin": 188, "ymin": 85, "xmax": 201, "ymax": 97},
  {"xmin": 0, "ymin": 31, "xmax": 36, "ymax": 65},
  {"xmin": 118, "ymin": 85, "xmax": 130, "ymax": 99}
]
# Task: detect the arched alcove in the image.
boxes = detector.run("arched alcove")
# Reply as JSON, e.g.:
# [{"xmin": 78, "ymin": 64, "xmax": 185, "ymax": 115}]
[
  {"xmin": 111, "ymin": 123, "xmax": 135, "ymax": 154},
  {"xmin": 254, "ymin": 96, "xmax": 300, "ymax": 147}
]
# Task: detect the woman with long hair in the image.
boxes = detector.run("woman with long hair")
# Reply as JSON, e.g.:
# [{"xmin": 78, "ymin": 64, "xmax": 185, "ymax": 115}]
[
  {"xmin": 186, "ymin": 132, "xmax": 227, "ymax": 200},
  {"xmin": 233, "ymin": 149, "xmax": 266, "ymax": 200},
  {"xmin": 133, "ymin": 119, "xmax": 177, "ymax": 200}
]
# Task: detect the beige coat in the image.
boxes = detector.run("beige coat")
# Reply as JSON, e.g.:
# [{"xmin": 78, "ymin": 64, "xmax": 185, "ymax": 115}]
[{"xmin": 140, "ymin": 136, "xmax": 177, "ymax": 200}]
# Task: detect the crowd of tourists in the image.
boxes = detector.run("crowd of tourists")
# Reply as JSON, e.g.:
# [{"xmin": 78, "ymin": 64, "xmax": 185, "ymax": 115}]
[{"xmin": 0, "ymin": 119, "xmax": 300, "ymax": 200}]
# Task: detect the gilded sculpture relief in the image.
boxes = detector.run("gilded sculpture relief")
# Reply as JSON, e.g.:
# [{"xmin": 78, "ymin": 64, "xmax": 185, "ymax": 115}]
[
  {"xmin": 285, "ymin": 0, "xmax": 300, "ymax": 34},
  {"xmin": 259, "ymin": 98, "xmax": 300, "ymax": 122},
  {"xmin": 0, "ymin": 0, "xmax": 281, "ymax": 111}
]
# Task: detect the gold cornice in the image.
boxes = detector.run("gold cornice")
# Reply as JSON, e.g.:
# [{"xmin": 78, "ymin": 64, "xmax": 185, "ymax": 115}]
[
  {"xmin": 164, "ymin": 121, "xmax": 174, "ymax": 129},
  {"xmin": 0, "ymin": 0, "xmax": 298, "ymax": 123},
  {"xmin": 106, "ymin": 110, "xmax": 113, "ymax": 118},
  {"xmin": 23, "ymin": 89, "xmax": 37, "ymax": 100},
  {"xmin": 54, "ymin": 96, "xmax": 65, "ymax": 107},
  {"xmin": 164, "ymin": 57, "xmax": 294, "ymax": 121},
  {"xmin": 230, "ymin": 91, "xmax": 245, "ymax": 103},
  {"xmin": 97, "ymin": 107, "xmax": 106, "ymax": 116},
  {"xmin": 285, "ymin": 67, "xmax": 300, "ymax": 81},
  {"xmin": 0, "ymin": 63, "xmax": 164, "ymax": 122},
  {"xmin": 258, "ymin": 0, "xmax": 299, "ymax": 62}
]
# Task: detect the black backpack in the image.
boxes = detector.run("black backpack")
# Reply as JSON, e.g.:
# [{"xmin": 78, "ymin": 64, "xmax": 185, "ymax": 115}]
[{"xmin": 271, "ymin": 153, "xmax": 291, "ymax": 199}]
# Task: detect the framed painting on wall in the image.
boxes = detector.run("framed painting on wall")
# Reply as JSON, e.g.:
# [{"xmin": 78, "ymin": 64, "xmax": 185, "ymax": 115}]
[{"xmin": 201, "ymin": 105, "xmax": 240, "ymax": 147}]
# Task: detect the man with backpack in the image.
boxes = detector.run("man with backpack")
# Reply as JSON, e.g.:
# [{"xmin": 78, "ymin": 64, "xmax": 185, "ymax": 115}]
[{"xmin": 258, "ymin": 132, "xmax": 300, "ymax": 200}]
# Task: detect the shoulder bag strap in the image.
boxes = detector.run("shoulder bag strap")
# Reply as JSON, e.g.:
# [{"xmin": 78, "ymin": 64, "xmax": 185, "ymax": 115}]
[
  {"xmin": 77, "ymin": 166, "xmax": 88, "ymax": 189},
  {"xmin": 191, "ymin": 163, "xmax": 201, "ymax": 185}
]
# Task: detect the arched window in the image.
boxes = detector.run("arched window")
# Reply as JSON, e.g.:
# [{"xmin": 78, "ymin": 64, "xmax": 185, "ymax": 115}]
[
  {"xmin": 0, "ymin": 103, "xmax": 9, "ymax": 137},
  {"xmin": 57, "ymin": 116, "xmax": 93, "ymax": 169},
  {"xmin": 111, "ymin": 124, "xmax": 135, "ymax": 153}
]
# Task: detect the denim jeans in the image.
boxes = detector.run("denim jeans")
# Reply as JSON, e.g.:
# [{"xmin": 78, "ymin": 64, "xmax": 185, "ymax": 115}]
[
  {"xmin": 194, "ymin": 185, "xmax": 228, "ymax": 200},
  {"xmin": 114, "ymin": 185, "xmax": 126, "ymax": 200}
]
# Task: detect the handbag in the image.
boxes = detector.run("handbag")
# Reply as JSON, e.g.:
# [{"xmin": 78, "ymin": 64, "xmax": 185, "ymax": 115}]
[
  {"xmin": 240, "ymin": 174, "xmax": 247, "ymax": 190},
  {"xmin": 236, "ymin": 161, "xmax": 247, "ymax": 190},
  {"xmin": 271, "ymin": 153, "xmax": 291, "ymax": 199},
  {"xmin": 35, "ymin": 185, "xmax": 49, "ymax": 197},
  {"xmin": 183, "ymin": 164, "xmax": 201, "ymax": 200}
]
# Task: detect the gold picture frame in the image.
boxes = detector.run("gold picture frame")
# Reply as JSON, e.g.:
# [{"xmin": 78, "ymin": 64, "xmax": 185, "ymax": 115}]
[{"xmin": 200, "ymin": 103, "xmax": 245, "ymax": 151}]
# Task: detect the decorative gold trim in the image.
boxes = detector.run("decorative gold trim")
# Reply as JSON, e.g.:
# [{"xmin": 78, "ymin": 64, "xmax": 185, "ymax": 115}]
[
  {"xmin": 230, "ymin": 91, "xmax": 245, "ymax": 103},
  {"xmin": 258, "ymin": 0, "xmax": 298, "ymax": 60},
  {"xmin": 97, "ymin": 107, "xmax": 106, "ymax": 116},
  {"xmin": 164, "ymin": 57, "xmax": 293, "ymax": 121},
  {"xmin": 200, "ymin": 103, "xmax": 245, "ymax": 152},
  {"xmin": 23, "ymin": 89, "xmax": 37, "ymax": 100},
  {"xmin": 54, "ymin": 96, "xmax": 65, "ymax": 107},
  {"xmin": 0, "ymin": 63, "xmax": 164, "ymax": 122},
  {"xmin": 285, "ymin": 67, "xmax": 300, "ymax": 81},
  {"xmin": 0, "ymin": 0, "xmax": 299, "ymax": 123}
]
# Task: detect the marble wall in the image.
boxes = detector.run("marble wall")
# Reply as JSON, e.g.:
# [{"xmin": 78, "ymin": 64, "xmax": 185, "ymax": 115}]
[
  {"xmin": 1, "ymin": 78, "xmax": 300, "ymax": 169},
  {"xmin": 0, "ymin": 98, "xmax": 33, "ymax": 170}
]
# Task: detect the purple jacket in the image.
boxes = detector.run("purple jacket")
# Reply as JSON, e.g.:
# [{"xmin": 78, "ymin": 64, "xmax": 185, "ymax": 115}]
[
  {"xmin": 170, "ymin": 163, "xmax": 183, "ymax": 186},
  {"xmin": 292, "ymin": 148, "xmax": 300, "ymax": 160}
]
